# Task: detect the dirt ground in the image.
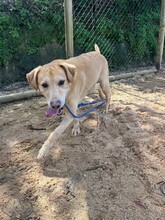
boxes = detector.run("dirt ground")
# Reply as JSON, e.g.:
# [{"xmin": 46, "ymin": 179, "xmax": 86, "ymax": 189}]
[{"xmin": 0, "ymin": 72, "xmax": 165, "ymax": 220}]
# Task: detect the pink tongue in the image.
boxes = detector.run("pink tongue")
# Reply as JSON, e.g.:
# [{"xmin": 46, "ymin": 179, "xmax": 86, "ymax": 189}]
[{"xmin": 45, "ymin": 107, "xmax": 60, "ymax": 118}]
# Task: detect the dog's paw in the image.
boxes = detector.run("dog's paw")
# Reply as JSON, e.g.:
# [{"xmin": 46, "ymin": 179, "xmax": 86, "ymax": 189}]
[
  {"xmin": 100, "ymin": 109, "xmax": 108, "ymax": 114},
  {"xmin": 37, "ymin": 145, "xmax": 50, "ymax": 160},
  {"xmin": 101, "ymin": 106, "xmax": 110, "ymax": 114},
  {"xmin": 72, "ymin": 126, "xmax": 80, "ymax": 136}
]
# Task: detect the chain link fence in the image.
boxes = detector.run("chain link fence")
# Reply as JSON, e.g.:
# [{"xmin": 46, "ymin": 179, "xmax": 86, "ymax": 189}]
[
  {"xmin": 0, "ymin": 0, "xmax": 65, "ymax": 86},
  {"xmin": 0, "ymin": 0, "xmax": 161, "ymax": 87},
  {"xmin": 73, "ymin": 0, "xmax": 160, "ymax": 72}
]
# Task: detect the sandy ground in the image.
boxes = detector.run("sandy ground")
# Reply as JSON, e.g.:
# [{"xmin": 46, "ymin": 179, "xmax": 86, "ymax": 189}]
[{"xmin": 0, "ymin": 72, "xmax": 165, "ymax": 220}]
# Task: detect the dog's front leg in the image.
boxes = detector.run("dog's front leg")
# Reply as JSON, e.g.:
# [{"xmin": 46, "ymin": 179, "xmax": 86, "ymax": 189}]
[
  {"xmin": 37, "ymin": 117, "xmax": 73, "ymax": 159},
  {"xmin": 72, "ymin": 119, "xmax": 80, "ymax": 136}
]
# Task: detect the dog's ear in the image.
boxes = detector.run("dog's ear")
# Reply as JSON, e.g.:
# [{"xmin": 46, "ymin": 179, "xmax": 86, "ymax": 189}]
[
  {"xmin": 59, "ymin": 63, "xmax": 76, "ymax": 82},
  {"xmin": 26, "ymin": 66, "xmax": 41, "ymax": 90}
]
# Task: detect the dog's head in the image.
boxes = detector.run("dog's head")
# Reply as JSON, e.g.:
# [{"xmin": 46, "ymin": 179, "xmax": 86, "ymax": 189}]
[{"xmin": 26, "ymin": 62, "xmax": 76, "ymax": 114}]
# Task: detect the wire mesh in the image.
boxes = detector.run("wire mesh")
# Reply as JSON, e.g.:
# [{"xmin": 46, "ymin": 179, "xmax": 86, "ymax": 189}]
[
  {"xmin": 0, "ymin": 0, "xmax": 161, "ymax": 87},
  {"xmin": 0, "ymin": 0, "xmax": 65, "ymax": 86},
  {"xmin": 73, "ymin": 0, "xmax": 160, "ymax": 72}
]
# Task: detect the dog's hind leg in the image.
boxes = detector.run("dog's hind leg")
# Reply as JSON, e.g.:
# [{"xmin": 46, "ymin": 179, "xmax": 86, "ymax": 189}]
[
  {"xmin": 100, "ymin": 77, "xmax": 111, "ymax": 113},
  {"xmin": 98, "ymin": 85, "xmax": 105, "ymax": 99}
]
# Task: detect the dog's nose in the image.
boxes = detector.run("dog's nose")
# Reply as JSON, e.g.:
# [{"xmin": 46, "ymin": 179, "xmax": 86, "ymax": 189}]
[{"xmin": 50, "ymin": 100, "xmax": 61, "ymax": 109}]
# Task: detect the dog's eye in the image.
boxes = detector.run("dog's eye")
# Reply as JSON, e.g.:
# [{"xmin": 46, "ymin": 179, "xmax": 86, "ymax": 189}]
[
  {"xmin": 58, "ymin": 80, "xmax": 65, "ymax": 86},
  {"xmin": 42, "ymin": 83, "xmax": 48, "ymax": 88}
]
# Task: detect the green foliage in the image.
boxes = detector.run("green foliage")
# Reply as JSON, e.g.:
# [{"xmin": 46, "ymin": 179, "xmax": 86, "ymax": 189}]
[
  {"xmin": 128, "ymin": 12, "xmax": 159, "ymax": 60},
  {"xmin": 73, "ymin": 0, "xmax": 160, "ymax": 68},
  {"xmin": 0, "ymin": 0, "xmax": 64, "ymax": 67},
  {"xmin": 0, "ymin": 0, "xmax": 160, "ymax": 73}
]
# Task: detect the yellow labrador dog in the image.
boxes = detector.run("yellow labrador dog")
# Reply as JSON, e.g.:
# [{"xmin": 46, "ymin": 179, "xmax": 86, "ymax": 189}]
[{"xmin": 26, "ymin": 44, "xmax": 111, "ymax": 159}]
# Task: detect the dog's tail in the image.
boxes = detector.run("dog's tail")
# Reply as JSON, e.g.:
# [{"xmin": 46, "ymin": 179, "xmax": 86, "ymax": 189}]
[{"xmin": 94, "ymin": 44, "xmax": 100, "ymax": 54}]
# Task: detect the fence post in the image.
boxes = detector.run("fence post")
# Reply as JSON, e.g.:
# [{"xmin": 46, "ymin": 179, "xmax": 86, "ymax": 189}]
[
  {"xmin": 156, "ymin": 0, "xmax": 165, "ymax": 70},
  {"xmin": 64, "ymin": 0, "xmax": 74, "ymax": 58}
]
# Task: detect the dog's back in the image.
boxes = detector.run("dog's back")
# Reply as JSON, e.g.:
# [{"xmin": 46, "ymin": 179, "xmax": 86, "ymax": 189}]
[{"xmin": 65, "ymin": 45, "xmax": 108, "ymax": 74}]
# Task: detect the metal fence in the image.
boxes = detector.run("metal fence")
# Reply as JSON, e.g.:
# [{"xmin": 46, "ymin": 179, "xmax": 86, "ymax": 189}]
[
  {"xmin": 0, "ymin": 0, "xmax": 161, "ymax": 87},
  {"xmin": 73, "ymin": 0, "xmax": 160, "ymax": 71},
  {"xmin": 0, "ymin": 0, "xmax": 65, "ymax": 85}
]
